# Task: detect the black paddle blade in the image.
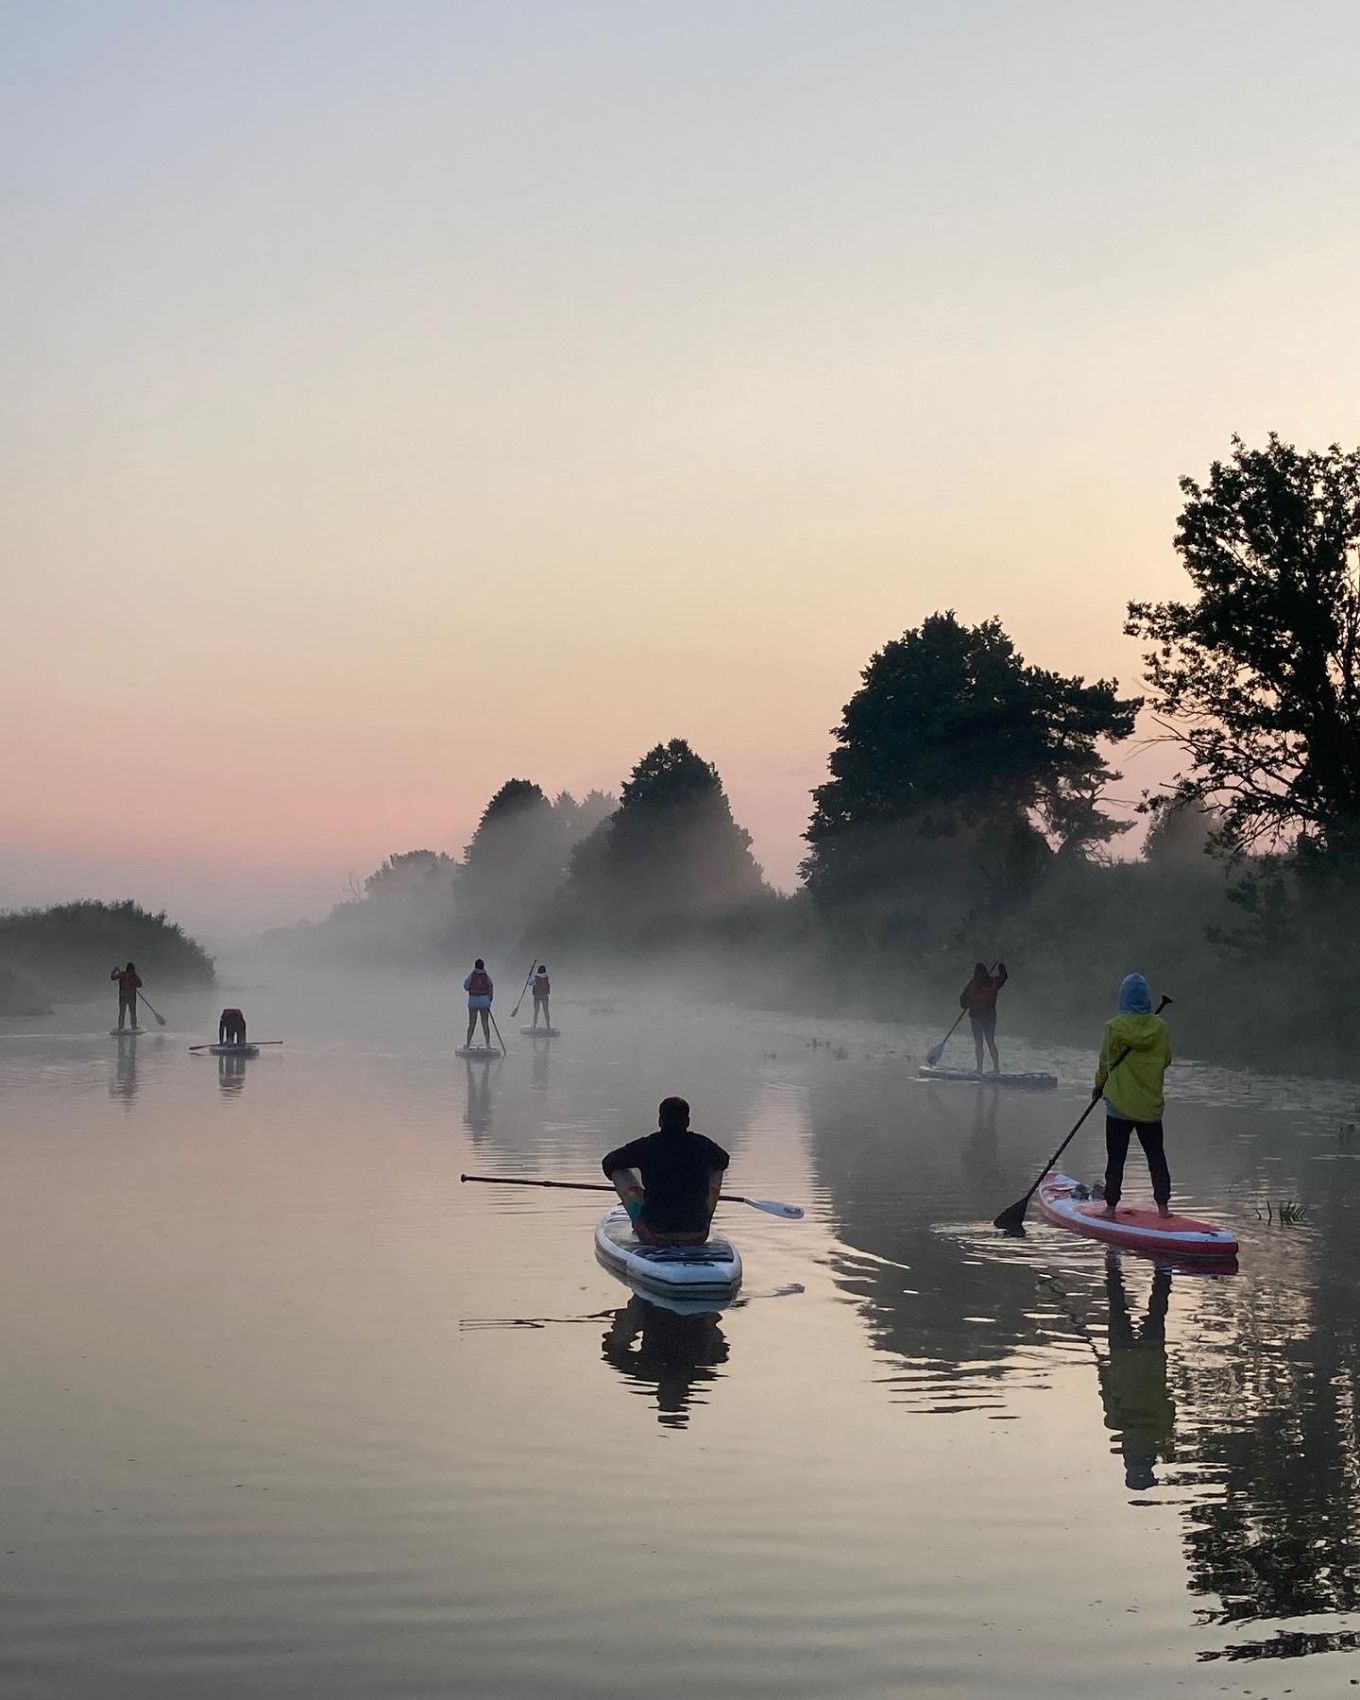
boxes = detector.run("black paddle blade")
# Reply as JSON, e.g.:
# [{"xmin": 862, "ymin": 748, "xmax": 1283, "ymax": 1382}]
[{"xmin": 993, "ymin": 1199, "xmax": 1029, "ymax": 1234}]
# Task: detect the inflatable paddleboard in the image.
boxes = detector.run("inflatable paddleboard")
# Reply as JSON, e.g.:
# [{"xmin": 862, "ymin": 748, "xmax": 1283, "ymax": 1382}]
[
  {"xmin": 919, "ymin": 1065, "xmax": 1057, "ymax": 1090},
  {"xmin": 1038, "ymin": 1173, "xmax": 1239, "ymax": 1260},
  {"xmin": 207, "ymin": 1043, "xmax": 259, "ymax": 1057},
  {"xmin": 110, "ymin": 1028, "xmax": 145, "ymax": 1037},
  {"xmin": 521, "ymin": 1026, "xmax": 560, "ymax": 1037},
  {"xmin": 456, "ymin": 1045, "xmax": 501, "ymax": 1060},
  {"xmin": 595, "ymin": 1206, "xmax": 742, "ymax": 1306}
]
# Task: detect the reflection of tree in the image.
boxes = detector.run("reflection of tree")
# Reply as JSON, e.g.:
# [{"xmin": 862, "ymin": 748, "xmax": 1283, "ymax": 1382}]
[
  {"xmin": 1171, "ymin": 1235, "xmax": 1360, "ymax": 1659},
  {"xmin": 808, "ymin": 1058, "xmax": 1360, "ymax": 1660},
  {"xmin": 600, "ymin": 1296, "xmax": 728, "ymax": 1430},
  {"xmin": 1097, "ymin": 1260, "xmax": 1174, "ymax": 1491}
]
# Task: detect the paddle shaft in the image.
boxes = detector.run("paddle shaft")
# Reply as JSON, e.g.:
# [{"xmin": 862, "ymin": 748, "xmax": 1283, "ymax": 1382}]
[
  {"xmin": 487, "ymin": 1008, "xmax": 507, "ymax": 1053},
  {"xmin": 462, "ymin": 1173, "xmax": 781, "ymax": 1213},
  {"xmin": 994, "ymin": 994, "xmax": 1171, "ymax": 1229},
  {"xmin": 509, "ymin": 959, "xmax": 536, "ymax": 1018},
  {"xmin": 189, "ymin": 1041, "xmax": 283, "ymax": 1051}
]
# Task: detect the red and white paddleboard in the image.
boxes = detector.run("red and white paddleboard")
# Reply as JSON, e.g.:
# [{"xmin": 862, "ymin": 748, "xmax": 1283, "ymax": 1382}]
[{"xmin": 1038, "ymin": 1173, "xmax": 1238, "ymax": 1260}]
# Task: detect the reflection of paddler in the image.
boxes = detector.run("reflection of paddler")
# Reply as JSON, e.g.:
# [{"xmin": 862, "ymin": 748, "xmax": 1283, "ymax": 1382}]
[
  {"xmin": 1098, "ymin": 1256, "xmax": 1175, "ymax": 1491},
  {"xmin": 961, "ymin": 1087, "xmax": 1001, "ymax": 1190},
  {"xmin": 463, "ymin": 1057, "xmax": 494, "ymax": 1137},
  {"xmin": 600, "ymin": 1295, "xmax": 729, "ymax": 1429}
]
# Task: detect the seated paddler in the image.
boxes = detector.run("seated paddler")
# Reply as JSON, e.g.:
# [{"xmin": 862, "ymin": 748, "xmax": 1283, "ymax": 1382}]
[{"xmin": 602, "ymin": 1096, "xmax": 730, "ymax": 1245}]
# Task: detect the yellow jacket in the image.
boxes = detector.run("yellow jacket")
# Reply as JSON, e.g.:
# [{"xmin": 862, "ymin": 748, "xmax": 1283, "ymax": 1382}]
[{"xmin": 1095, "ymin": 1013, "xmax": 1172, "ymax": 1122}]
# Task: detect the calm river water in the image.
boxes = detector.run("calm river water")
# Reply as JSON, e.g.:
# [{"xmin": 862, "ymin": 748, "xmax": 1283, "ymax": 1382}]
[{"xmin": 3, "ymin": 976, "xmax": 1359, "ymax": 1698}]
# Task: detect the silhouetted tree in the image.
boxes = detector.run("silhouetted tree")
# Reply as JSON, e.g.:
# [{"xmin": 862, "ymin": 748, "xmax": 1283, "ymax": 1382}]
[
  {"xmin": 461, "ymin": 779, "xmax": 570, "ymax": 937},
  {"xmin": 802, "ymin": 613, "xmax": 1138, "ymax": 928},
  {"xmin": 1127, "ymin": 434, "xmax": 1360, "ymax": 856},
  {"xmin": 558, "ymin": 740, "xmax": 765, "ymax": 937}
]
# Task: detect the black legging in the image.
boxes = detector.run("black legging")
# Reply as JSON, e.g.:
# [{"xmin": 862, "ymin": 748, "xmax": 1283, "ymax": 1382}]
[{"xmin": 1105, "ymin": 1116, "xmax": 1170, "ymax": 1208}]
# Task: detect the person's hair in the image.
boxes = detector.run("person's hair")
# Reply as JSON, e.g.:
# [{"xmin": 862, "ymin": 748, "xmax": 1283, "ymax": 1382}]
[
  {"xmin": 538, "ymin": 964, "xmax": 546, "ymax": 972},
  {"xmin": 658, "ymin": 1096, "xmax": 690, "ymax": 1131},
  {"xmin": 126, "ymin": 961, "xmax": 136, "ymax": 971},
  {"xmin": 973, "ymin": 961, "xmax": 988, "ymax": 978},
  {"xmin": 474, "ymin": 958, "xmax": 484, "ymax": 970}
]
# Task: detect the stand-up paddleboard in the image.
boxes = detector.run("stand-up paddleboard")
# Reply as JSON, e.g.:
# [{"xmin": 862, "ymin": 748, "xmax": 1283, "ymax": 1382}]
[
  {"xmin": 456, "ymin": 1045, "xmax": 501, "ymax": 1060},
  {"xmin": 206, "ymin": 1043, "xmax": 260, "ymax": 1058},
  {"xmin": 1038, "ymin": 1173, "xmax": 1238, "ymax": 1259},
  {"xmin": 919, "ymin": 1065, "xmax": 1057, "ymax": 1090},
  {"xmin": 595, "ymin": 1206, "xmax": 742, "ymax": 1306},
  {"xmin": 521, "ymin": 1026, "xmax": 560, "ymax": 1038},
  {"xmin": 110, "ymin": 1028, "xmax": 145, "ymax": 1037}
]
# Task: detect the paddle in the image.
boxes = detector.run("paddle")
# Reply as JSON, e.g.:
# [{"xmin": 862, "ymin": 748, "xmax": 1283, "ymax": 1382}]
[
  {"xmin": 188, "ymin": 1040, "xmax": 284, "ymax": 1051},
  {"xmin": 487, "ymin": 1008, "xmax": 508, "ymax": 1055},
  {"xmin": 926, "ymin": 961, "xmax": 998, "ymax": 1068},
  {"xmin": 992, "ymin": 994, "xmax": 1172, "ymax": 1233},
  {"xmin": 460, "ymin": 1173, "xmax": 805, "ymax": 1220},
  {"xmin": 138, "ymin": 991, "xmax": 168, "ymax": 1028},
  {"xmin": 509, "ymin": 960, "xmax": 537, "ymax": 1019}
]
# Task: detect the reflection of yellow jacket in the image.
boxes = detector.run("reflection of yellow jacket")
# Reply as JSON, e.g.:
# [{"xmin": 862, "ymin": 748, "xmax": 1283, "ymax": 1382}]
[{"xmin": 1095, "ymin": 1013, "xmax": 1172, "ymax": 1122}]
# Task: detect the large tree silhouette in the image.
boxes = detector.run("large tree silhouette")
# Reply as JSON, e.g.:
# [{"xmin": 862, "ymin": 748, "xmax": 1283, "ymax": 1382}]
[
  {"xmin": 802, "ymin": 612, "xmax": 1137, "ymax": 928},
  {"xmin": 1128, "ymin": 434, "xmax": 1360, "ymax": 856}
]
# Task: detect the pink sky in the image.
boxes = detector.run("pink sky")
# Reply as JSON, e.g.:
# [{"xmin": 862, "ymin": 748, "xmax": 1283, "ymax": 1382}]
[{"xmin": 5, "ymin": 3, "xmax": 1359, "ymax": 936}]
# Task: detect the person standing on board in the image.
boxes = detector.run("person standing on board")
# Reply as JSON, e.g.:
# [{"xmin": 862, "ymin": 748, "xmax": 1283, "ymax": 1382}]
[
  {"xmin": 463, "ymin": 959, "xmax": 494, "ymax": 1048},
  {"xmin": 601, "ymin": 1096, "xmax": 730, "ymax": 1246},
  {"xmin": 219, "ymin": 1007, "xmax": 248, "ymax": 1046},
  {"xmin": 530, "ymin": 964, "xmax": 551, "ymax": 1030},
  {"xmin": 1093, "ymin": 972, "xmax": 1173, "ymax": 1219},
  {"xmin": 110, "ymin": 962, "xmax": 142, "ymax": 1031},
  {"xmin": 960, "ymin": 960, "xmax": 1008, "ymax": 1074}
]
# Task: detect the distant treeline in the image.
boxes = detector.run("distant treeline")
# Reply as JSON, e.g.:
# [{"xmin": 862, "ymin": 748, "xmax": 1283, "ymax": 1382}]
[
  {"xmin": 0, "ymin": 900, "xmax": 215, "ymax": 1016},
  {"xmin": 266, "ymin": 434, "xmax": 1360, "ymax": 1079}
]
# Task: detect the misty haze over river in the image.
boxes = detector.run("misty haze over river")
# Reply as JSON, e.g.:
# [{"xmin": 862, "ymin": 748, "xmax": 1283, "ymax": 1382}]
[{"xmin": 4, "ymin": 970, "xmax": 1359, "ymax": 1699}]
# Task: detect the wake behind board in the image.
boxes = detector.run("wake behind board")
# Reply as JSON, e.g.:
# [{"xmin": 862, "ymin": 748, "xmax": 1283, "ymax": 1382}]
[
  {"xmin": 111, "ymin": 1028, "xmax": 145, "ymax": 1037},
  {"xmin": 595, "ymin": 1206, "xmax": 742, "ymax": 1307},
  {"xmin": 918, "ymin": 1065, "xmax": 1057, "ymax": 1090},
  {"xmin": 1038, "ymin": 1173, "xmax": 1238, "ymax": 1260},
  {"xmin": 456, "ymin": 1045, "xmax": 502, "ymax": 1060},
  {"xmin": 521, "ymin": 1026, "xmax": 560, "ymax": 1037}
]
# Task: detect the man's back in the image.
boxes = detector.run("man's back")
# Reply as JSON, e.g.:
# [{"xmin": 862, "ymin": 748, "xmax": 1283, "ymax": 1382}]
[{"xmin": 601, "ymin": 1125, "xmax": 730, "ymax": 1236}]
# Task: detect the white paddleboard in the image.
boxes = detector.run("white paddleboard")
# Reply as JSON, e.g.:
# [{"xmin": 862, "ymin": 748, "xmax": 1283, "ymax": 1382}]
[
  {"xmin": 111, "ymin": 1028, "xmax": 145, "ymax": 1037},
  {"xmin": 918, "ymin": 1065, "xmax": 1057, "ymax": 1089},
  {"xmin": 594, "ymin": 1206, "xmax": 741, "ymax": 1306},
  {"xmin": 456, "ymin": 1045, "xmax": 501, "ymax": 1060}
]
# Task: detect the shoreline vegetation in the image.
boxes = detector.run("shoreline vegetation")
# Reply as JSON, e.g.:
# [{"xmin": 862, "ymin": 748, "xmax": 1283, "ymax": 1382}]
[
  {"xmin": 15, "ymin": 436, "xmax": 1360, "ymax": 1081},
  {"xmin": 261, "ymin": 435, "xmax": 1360, "ymax": 1081},
  {"xmin": 0, "ymin": 900, "xmax": 215, "ymax": 1016}
]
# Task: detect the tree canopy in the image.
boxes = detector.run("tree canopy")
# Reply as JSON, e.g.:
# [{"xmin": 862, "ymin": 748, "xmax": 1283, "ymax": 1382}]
[
  {"xmin": 1127, "ymin": 434, "xmax": 1360, "ymax": 855},
  {"xmin": 802, "ymin": 612, "xmax": 1138, "ymax": 918},
  {"xmin": 559, "ymin": 739, "xmax": 765, "ymax": 935}
]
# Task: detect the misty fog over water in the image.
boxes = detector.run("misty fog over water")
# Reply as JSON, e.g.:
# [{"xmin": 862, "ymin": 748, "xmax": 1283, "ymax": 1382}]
[{"xmin": 3, "ymin": 972, "xmax": 1359, "ymax": 1698}]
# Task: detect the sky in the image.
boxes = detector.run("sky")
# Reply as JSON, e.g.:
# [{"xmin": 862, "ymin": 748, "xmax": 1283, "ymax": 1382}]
[{"xmin": 4, "ymin": 0, "xmax": 1360, "ymax": 937}]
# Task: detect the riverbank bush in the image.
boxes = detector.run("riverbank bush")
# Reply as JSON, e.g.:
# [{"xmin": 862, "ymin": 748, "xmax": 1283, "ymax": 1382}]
[{"xmin": 0, "ymin": 900, "xmax": 215, "ymax": 1007}]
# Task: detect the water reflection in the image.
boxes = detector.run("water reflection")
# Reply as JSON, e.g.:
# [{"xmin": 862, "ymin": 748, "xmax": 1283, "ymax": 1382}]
[
  {"xmin": 109, "ymin": 1033, "xmax": 139, "ymax": 1103},
  {"xmin": 217, "ymin": 1054, "xmax": 248, "ymax": 1097},
  {"xmin": 599, "ymin": 1295, "xmax": 729, "ymax": 1430},
  {"xmin": 463, "ymin": 1056, "xmax": 498, "ymax": 1138},
  {"xmin": 1098, "ymin": 1258, "xmax": 1174, "ymax": 1491},
  {"xmin": 530, "ymin": 1043, "xmax": 551, "ymax": 1092}
]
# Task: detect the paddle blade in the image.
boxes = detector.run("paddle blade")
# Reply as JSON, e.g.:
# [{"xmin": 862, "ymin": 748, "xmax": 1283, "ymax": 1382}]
[
  {"xmin": 742, "ymin": 1198, "xmax": 805, "ymax": 1219},
  {"xmin": 926, "ymin": 1041, "xmax": 945, "ymax": 1067},
  {"xmin": 992, "ymin": 1199, "xmax": 1029, "ymax": 1233}
]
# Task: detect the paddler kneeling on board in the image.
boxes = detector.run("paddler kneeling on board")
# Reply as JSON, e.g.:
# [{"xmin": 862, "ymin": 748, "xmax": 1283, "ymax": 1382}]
[
  {"xmin": 219, "ymin": 1008, "xmax": 247, "ymax": 1046},
  {"xmin": 602, "ymin": 1097, "xmax": 730, "ymax": 1246},
  {"xmin": 1093, "ymin": 973, "xmax": 1173, "ymax": 1219}
]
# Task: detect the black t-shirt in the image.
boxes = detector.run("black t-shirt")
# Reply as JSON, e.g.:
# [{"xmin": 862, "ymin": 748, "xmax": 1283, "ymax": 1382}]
[{"xmin": 601, "ymin": 1128, "xmax": 731, "ymax": 1234}]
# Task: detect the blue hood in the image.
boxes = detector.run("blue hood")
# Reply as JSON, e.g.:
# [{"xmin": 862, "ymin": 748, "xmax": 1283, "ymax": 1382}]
[{"xmin": 1118, "ymin": 973, "xmax": 1152, "ymax": 1015}]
